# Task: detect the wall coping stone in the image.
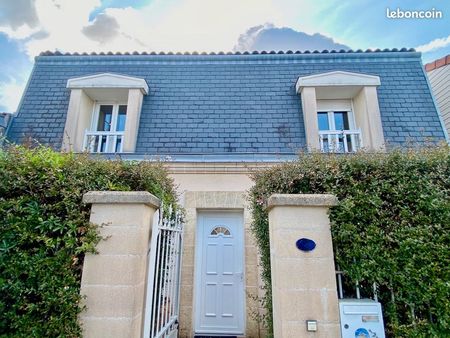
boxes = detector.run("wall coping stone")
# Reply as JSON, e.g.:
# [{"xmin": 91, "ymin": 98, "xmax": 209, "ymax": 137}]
[
  {"xmin": 83, "ymin": 191, "xmax": 161, "ymax": 208},
  {"xmin": 267, "ymin": 194, "xmax": 338, "ymax": 210}
]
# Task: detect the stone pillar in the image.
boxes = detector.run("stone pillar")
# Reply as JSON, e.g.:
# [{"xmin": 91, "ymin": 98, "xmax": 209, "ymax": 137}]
[
  {"xmin": 267, "ymin": 194, "xmax": 340, "ymax": 338},
  {"xmin": 300, "ymin": 87, "xmax": 320, "ymax": 152},
  {"xmin": 62, "ymin": 89, "xmax": 94, "ymax": 152},
  {"xmin": 353, "ymin": 86, "xmax": 385, "ymax": 151},
  {"xmin": 80, "ymin": 191, "xmax": 160, "ymax": 338},
  {"xmin": 123, "ymin": 88, "xmax": 144, "ymax": 153},
  {"xmin": 364, "ymin": 86, "xmax": 385, "ymax": 151}
]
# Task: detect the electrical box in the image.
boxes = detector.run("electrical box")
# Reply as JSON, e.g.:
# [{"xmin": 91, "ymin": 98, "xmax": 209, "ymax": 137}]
[{"xmin": 339, "ymin": 299, "xmax": 386, "ymax": 338}]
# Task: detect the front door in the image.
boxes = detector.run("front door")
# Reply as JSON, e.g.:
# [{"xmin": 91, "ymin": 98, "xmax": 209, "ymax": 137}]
[{"xmin": 194, "ymin": 211, "xmax": 245, "ymax": 335}]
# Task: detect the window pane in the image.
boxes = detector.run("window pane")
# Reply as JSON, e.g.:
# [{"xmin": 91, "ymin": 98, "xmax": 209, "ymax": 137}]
[
  {"xmin": 211, "ymin": 226, "xmax": 231, "ymax": 236},
  {"xmin": 100, "ymin": 135, "xmax": 107, "ymax": 152},
  {"xmin": 90, "ymin": 135, "xmax": 98, "ymax": 153},
  {"xmin": 97, "ymin": 105, "xmax": 113, "ymax": 131},
  {"xmin": 116, "ymin": 105, "xmax": 127, "ymax": 132},
  {"xmin": 337, "ymin": 134, "xmax": 345, "ymax": 152},
  {"xmin": 346, "ymin": 135, "xmax": 354, "ymax": 152},
  {"xmin": 115, "ymin": 135, "xmax": 122, "ymax": 152},
  {"xmin": 334, "ymin": 111, "xmax": 349, "ymax": 130},
  {"xmin": 322, "ymin": 136, "xmax": 330, "ymax": 153},
  {"xmin": 317, "ymin": 112, "xmax": 329, "ymax": 131}
]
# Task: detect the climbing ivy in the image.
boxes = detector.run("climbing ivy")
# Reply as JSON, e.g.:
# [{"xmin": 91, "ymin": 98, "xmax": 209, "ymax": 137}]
[
  {"xmin": 249, "ymin": 146, "xmax": 450, "ymax": 337},
  {"xmin": 0, "ymin": 145, "xmax": 178, "ymax": 337}
]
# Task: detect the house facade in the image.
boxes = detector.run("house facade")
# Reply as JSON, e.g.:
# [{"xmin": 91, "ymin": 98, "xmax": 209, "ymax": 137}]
[
  {"xmin": 6, "ymin": 49, "xmax": 447, "ymax": 337},
  {"xmin": 425, "ymin": 54, "xmax": 450, "ymax": 137}
]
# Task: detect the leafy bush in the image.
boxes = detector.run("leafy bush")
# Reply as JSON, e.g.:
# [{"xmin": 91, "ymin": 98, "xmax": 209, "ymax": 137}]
[
  {"xmin": 249, "ymin": 146, "xmax": 450, "ymax": 337},
  {"xmin": 0, "ymin": 145, "xmax": 178, "ymax": 337}
]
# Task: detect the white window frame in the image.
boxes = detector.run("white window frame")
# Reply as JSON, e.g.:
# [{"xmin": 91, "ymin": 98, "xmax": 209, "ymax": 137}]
[
  {"xmin": 90, "ymin": 102, "xmax": 127, "ymax": 132},
  {"xmin": 84, "ymin": 102, "xmax": 128, "ymax": 153},
  {"xmin": 318, "ymin": 109, "xmax": 356, "ymax": 131},
  {"xmin": 317, "ymin": 109, "xmax": 362, "ymax": 153}
]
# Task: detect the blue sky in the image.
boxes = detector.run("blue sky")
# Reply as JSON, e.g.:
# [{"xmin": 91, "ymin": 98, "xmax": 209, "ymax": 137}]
[{"xmin": 0, "ymin": 0, "xmax": 449, "ymax": 112}]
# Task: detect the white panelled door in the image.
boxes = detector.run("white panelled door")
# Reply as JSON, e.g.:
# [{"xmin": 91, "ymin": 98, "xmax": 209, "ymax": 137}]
[{"xmin": 195, "ymin": 212, "xmax": 245, "ymax": 335}]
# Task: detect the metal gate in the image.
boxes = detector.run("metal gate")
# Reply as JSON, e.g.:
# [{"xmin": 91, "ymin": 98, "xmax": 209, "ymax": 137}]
[{"xmin": 143, "ymin": 204, "xmax": 184, "ymax": 338}]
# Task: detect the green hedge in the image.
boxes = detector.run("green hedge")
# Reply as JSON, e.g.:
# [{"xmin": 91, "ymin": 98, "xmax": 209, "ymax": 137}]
[
  {"xmin": 0, "ymin": 145, "xmax": 178, "ymax": 337},
  {"xmin": 249, "ymin": 146, "xmax": 450, "ymax": 337}
]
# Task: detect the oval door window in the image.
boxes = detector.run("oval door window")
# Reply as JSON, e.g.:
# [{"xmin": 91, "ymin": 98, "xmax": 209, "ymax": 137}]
[{"xmin": 210, "ymin": 226, "xmax": 231, "ymax": 236}]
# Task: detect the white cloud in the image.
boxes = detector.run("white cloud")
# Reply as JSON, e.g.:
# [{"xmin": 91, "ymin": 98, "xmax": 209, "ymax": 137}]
[
  {"xmin": 234, "ymin": 24, "xmax": 349, "ymax": 52},
  {"xmin": 0, "ymin": 0, "xmax": 351, "ymax": 57},
  {"xmin": 0, "ymin": 0, "xmax": 299, "ymax": 56},
  {"xmin": 0, "ymin": 0, "xmax": 40, "ymax": 39},
  {"xmin": 0, "ymin": 77, "xmax": 27, "ymax": 112},
  {"xmin": 100, "ymin": 0, "xmax": 283, "ymax": 52},
  {"xmin": 25, "ymin": 0, "xmax": 102, "ymax": 56},
  {"xmin": 416, "ymin": 35, "xmax": 450, "ymax": 53},
  {"xmin": 0, "ymin": 0, "xmax": 102, "ymax": 56},
  {"xmin": 234, "ymin": 24, "xmax": 273, "ymax": 51},
  {"xmin": 0, "ymin": 24, "xmax": 40, "ymax": 40},
  {"xmin": 82, "ymin": 13, "xmax": 120, "ymax": 43}
]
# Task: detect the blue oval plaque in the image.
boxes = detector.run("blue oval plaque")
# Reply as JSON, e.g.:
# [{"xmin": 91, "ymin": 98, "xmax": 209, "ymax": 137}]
[{"xmin": 296, "ymin": 238, "xmax": 316, "ymax": 252}]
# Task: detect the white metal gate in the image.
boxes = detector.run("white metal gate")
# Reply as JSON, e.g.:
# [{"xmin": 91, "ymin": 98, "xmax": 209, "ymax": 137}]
[{"xmin": 143, "ymin": 205, "xmax": 184, "ymax": 338}]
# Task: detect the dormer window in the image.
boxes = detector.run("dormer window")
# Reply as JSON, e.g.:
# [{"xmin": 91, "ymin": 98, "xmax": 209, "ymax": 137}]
[
  {"xmin": 296, "ymin": 71, "xmax": 385, "ymax": 152},
  {"xmin": 62, "ymin": 73, "xmax": 148, "ymax": 153}
]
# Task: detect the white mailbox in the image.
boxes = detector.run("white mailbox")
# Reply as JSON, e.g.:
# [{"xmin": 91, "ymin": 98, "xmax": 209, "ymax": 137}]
[{"xmin": 339, "ymin": 299, "xmax": 386, "ymax": 338}]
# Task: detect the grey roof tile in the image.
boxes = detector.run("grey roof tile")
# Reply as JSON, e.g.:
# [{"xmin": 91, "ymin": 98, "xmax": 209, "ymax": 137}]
[{"xmin": 7, "ymin": 50, "xmax": 446, "ymax": 154}]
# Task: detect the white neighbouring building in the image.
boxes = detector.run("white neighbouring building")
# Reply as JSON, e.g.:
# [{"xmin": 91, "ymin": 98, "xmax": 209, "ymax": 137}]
[{"xmin": 426, "ymin": 54, "xmax": 450, "ymax": 137}]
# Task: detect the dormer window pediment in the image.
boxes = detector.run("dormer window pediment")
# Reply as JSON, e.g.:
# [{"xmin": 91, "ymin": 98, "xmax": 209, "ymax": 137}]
[
  {"xmin": 296, "ymin": 71, "xmax": 381, "ymax": 89},
  {"xmin": 296, "ymin": 71, "xmax": 381, "ymax": 100},
  {"xmin": 67, "ymin": 73, "xmax": 149, "ymax": 94}
]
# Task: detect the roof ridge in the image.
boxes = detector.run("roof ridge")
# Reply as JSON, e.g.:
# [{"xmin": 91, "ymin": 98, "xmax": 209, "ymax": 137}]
[
  {"xmin": 38, "ymin": 48, "xmax": 416, "ymax": 57},
  {"xmin": 424, "ymin": 54, "xmax": 450, "ymax": 72}
]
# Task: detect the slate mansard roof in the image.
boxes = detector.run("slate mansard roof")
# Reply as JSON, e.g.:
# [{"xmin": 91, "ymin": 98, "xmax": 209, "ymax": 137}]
[{"xmin": 7, "ymin": 49, "xmax": 447, "ymax": 158}]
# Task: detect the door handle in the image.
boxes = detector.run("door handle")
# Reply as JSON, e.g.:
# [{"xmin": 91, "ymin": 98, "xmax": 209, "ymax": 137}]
[{"xmin": 236, "ymin": 272, "xmax": 244, "ymax": 283}]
